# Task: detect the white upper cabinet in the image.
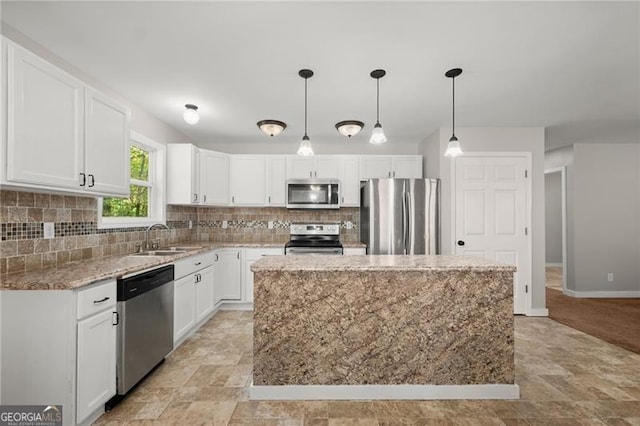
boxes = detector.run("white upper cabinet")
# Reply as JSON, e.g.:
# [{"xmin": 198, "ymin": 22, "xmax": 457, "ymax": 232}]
[
  {"xmin": 201, "ymin": 149, "xmax": 229, "ymax": 205},
  {"xmin": 359, "ymin": 155, "xmax": 422, "ymax": 180},
  {"xmin": 84, "ymin": 88, "xmax": 130, "ymax": 196},
  {"xmin": 339, "ymin": 156, "xmax": 360, "ymax": 207},
  {"xmin": 4, "ymin": 40, "xmax": 130, "ymax": 197},
  {"xmin": 392, "ymin": 156, "xmax": 423, "ymax": 178},
  {"xmin": 230, "ymin": 155, "xmax": 266, "ymax": 205},
  {"xmin": 266, "ymin": 156, "xmax": 286, "ymax": 206},
  {"xmin": 286, "ymin": 156, "xmax": 339, "ymax": 179},
  {"xmin": 167, "ymin": 144, "xmax": 200, "ymax": 204}
]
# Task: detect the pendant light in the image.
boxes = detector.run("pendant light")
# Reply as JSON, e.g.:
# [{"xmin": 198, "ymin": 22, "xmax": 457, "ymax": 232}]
[
  {"xmin": 369, "ymin": 69, "xmax": 387, "ymax": 145},
  {"xmin": 257, "ymin": 120, "xmax": 287, "ymax": 137},
  {"xmin": 183, "ymin": 104, "xmax": 200, "ymax": 125},
  {"xmin": 297, "ymin": 69, "xmax": 314, "ymax": 156},
  {"xmin": 335, "ymin": 120, "xmax": 364, "ymax": 138},
  {"xmin": 444, "ymin": 68, "xmax": 463, "ymax": 157}
]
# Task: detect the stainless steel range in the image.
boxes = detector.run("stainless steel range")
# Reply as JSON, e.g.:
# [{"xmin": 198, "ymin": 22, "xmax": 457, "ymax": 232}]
[{"xmin": 285, "ymin": 223, "xmax": 343, "ymax": 255}]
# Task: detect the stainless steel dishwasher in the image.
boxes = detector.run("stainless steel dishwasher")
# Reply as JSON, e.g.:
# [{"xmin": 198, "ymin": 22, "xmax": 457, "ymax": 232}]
[{"xmin": 106, "ymin": 264, "xmax": 174, "ymax": 409}]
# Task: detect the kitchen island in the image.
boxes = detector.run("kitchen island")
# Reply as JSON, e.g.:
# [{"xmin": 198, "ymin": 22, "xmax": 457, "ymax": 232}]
[{"xmin": 250, "ymin": 255, "xmax": 518, "ymax": 400}]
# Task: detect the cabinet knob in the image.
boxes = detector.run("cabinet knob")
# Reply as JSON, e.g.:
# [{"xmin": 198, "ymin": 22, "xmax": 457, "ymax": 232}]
[
  {"xmin": 309, "ymin": 171, "xmax": 312, "ymax": 178},
  {"xmin": 79, "ymin": 173, "xmax": 86, "ymax": 187},
  {"xmin": 268, "ymin": 195, "xmax": 271, "ymax": 203},
  {"xmin": 393, "ymin": 171, "xmax": 396, "ymax": 178},
  {"xmin": 388, "ymin": 171, "xmax": 391, "ymax": 178},
  {"xmin": 193, "ymin": 193, "xmax": 198, "ymax": 202},
  {"xmin": 232, "ymin": 196, "xmax": 235, "ymax": 203},
  {"xmin": 203, "ymin": 195, "xmax": 207, "ymax": 202},
  {"xmin": 457, "ymin": 240, "xmax": 465, "ymax": 246},
  {"xmin": 88, "ymin": 174, "xmax": 95, "ymax": 187}
]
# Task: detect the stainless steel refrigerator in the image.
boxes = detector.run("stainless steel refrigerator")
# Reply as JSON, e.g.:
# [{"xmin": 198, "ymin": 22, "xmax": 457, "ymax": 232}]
[{"xmin": 360, "ymin": 178, "xmax": 440, "ymax": 255}]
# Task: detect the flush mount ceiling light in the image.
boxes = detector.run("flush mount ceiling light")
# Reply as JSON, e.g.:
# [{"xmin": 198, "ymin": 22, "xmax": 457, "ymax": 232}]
[
  {"xmin": 257, "ymin": 119, "xmax": 287, "ymax": 137},
  {"xmin": 297, "ymin": 69, "xmax": 314, "ymax": 156},
  {"xmin": 335, "ymin": 120, "xmax": 364, "ymax": 138},
  {"xmin": 183, "ymin": 104, "xmax": 200, "ymax": 125},
  {"xmin": 444, "ymin": 68, "xmax": 463, "ymax": 157}
]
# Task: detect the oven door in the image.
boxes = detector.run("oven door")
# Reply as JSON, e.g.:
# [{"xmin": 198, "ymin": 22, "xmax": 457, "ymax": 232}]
[
  {"xmin": 286, "ymin": 180, "xmax": 340, "ymax": 209},
  {"xmin": 285, "ymin": 246, "xmax": 344, "ymax": 255}
]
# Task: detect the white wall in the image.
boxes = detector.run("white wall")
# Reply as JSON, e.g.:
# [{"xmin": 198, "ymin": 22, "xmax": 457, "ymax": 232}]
[
  {"xmin": 571, "ymin": 143, "xmax": 640, "ymax": 294},
  {"xmin": 544, "ymin": 172, "xmax": 563, "ymax": 264},
  {"xmin": 1, "ymin": 24, "xmax": 191, "ymax": 145},
  {"xmin": 421, "ymin": 127, "xmax": 546, "ymax": 313}
]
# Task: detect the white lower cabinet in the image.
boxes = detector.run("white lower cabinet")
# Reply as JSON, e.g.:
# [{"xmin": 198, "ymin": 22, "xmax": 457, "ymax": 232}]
[
  {"xmin": 195, "ymin": 266, "xmax": 215, "ymax": 322},
  {"xmin": 0, "ymin": 279, "xmax": 117, "ymax": 426},
  {"xmin": 76, "ymin": 308, "xmax": 116, "ymax": 423},
  {"xmin": 173, "ymin": 252, "xmax": 215, "ymax": 345},
  {"xmin": 214, "ymin": 249, "xmax": 242, "ymax": 302},
  {"xmin": 243, "ymin": 247, "xmax": 284, "ymax": 303},
  {"xmin": 343, "ymin": 247, "xmax": 367, "ymax": 255}
]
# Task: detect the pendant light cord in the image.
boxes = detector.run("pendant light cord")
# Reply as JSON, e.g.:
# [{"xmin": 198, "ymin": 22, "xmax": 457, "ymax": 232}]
[
  {"xmin": 376, "ymin": 78, "xmax": 380, "ymax": 124},
  {"xmin": 452, "ymin": 76, "xmax": 456, "ymax": 135},
  {"xmin": 304, "ymin": 76, "xmax": 308, "ymax": 137}
]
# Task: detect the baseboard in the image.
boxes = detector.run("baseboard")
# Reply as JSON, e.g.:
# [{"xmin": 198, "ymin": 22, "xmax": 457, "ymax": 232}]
[
  {"xmin": 219, "ymin": 302, "xmax": 253, "ymax": 311},
  {"xmin": 545, "ymin": 263, "xmax": 562, "ymax": 267},
  {"xmin": 563, "ymin": 289, "xmax": 640, "ymax": 298},
  {"xmin": 526, "ymin": 308, "xmax": 549, "ymax": 317},
  {"xmin": 249, "ymin": 383, "xmax": 520, "ymax": 400}
]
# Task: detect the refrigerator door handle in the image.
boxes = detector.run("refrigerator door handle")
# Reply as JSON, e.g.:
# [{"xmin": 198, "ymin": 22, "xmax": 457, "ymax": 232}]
[
  {"xmin": 405, "ymin": 191, "xmax": 412, "ymax": 254},
  {"xmin": 402, "ymin": 191, "xmax": 409, "ymax": 255}
]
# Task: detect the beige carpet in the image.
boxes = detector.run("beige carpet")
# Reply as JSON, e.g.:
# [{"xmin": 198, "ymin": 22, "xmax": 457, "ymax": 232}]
[{"xmin": 546, "ymin": 288, "xmax": 640, "ymax": 354}]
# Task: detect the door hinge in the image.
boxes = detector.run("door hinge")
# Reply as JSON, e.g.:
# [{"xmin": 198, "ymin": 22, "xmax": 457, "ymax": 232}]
[
  {"xmin": 525, "ymin": 284, "xmax": 528, "ymax": 293},
  {"xmin": 525, "ymin": 170, "xmax": 528, "ymax": 178},
  {"xmin": 525, "ymin": 227, "xmax": 528, "ymax": 236}
]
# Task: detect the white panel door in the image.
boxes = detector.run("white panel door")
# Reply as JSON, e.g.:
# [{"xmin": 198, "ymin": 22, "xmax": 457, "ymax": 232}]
[
  {"xmin": 84, "ymin": 88, "xmax": 130, "ymax": 196},
  {"xmin": 359, "ymin": 156, "xmax": 392, "ymax": 179},
  {"xmin": 339, "ymin": 156, "xmax": 360, "ymax": 206},
  {"xmin": 266, "ymin": 156, "xmax": 286, "ymax": 206},
  {"xmin": 173, "ymin": 274, "xmax": 196, "ymax": 343},
  {"xmin": 7, "ymin": 42, "xmax": 84, "ymax": 189},
  {"xmin": 215, "ymin": 250, "xmax": 242, "ymax": 300},
  {"xmin": 201, "ymin": 150, "xmax": 229, "ymax": 205},
  {"xmin": 454, "ymin": 155, "xmax": 530, "ymax": 314},
  {"xmin": 195, "ymin": 266, "xmax": 215, "ymax": 322},
  {"xmin": 315, "ymin": 156, "xmax": 340, "ymax": 179},
  {"xmin": 287, "ymin": 157, "xmax": 314, "ymax": 179},
  {"xmin": 392, "ymin": 156, "xmax": 422, "ymax": 178}
]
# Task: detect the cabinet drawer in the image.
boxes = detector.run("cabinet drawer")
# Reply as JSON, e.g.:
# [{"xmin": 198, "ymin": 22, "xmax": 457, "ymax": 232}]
[
  {"xmin": 77, "ymin": 280, "xmax": 116, "ymax": 320},
  {"xmin": 174, "ymin": 252, "xmax": 214, "ymax": 279},
  {"xmin": 244, "ymin": 247, "xmax": 284, "ymax": 261}
]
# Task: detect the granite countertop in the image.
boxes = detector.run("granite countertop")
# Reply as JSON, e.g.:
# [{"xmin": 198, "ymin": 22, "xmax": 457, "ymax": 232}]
[
  {"xmin": 251, "ymin": 254, "xmax": 516, "ymax": 272},
  {"xmin": 0, "ymin": 242, "xmax": 284, "ymax": 291}
]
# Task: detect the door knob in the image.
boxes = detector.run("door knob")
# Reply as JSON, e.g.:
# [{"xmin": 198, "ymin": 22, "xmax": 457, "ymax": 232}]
[{"xmin": 457, "ymin": 240, "xmax": 465, "ymax": 246}]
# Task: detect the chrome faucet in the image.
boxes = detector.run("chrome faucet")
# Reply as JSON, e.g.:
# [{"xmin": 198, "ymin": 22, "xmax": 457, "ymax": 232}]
[{"xmin": 145, "ymin": 223, "xmax": 169, "ymax": 250}]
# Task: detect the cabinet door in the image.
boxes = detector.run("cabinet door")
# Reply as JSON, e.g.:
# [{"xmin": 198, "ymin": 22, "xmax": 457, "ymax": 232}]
[
  {"xmin": 6, "ymin": 42, "xmax": 84, "ymax": 189},
  {"xmin": 286, "ymin": 157, "xmax": 314, "ymax": 179},
  {"xmin": 230, "ymin": 156, "xmax": 266, "ymax": 205},
  {"xmin": 266, "ymin": 156, "xmax": 286, "ymax": 206},
  {"xmin": 173, "ymin": 274, "xmax": 196, "ymax": 343},
  {"xmin": 339, "ymin": 156, "xmax": 360, "ymax": 206},
  {"xmin": 242, "ymin": 248, "xmax": 283, "ymax": 303},
  {"xmin": 315, "ymin": 157, "xmax": 340, "ymax": 179},
  {"xmin": 201, "ymin": 150, "xmax": 229, "ymax": 205},
  {"xmin": 359, "ymin": 156, "xmax": 392, "ymax": 179},
  {"xmin": 167, "ymin": 144, "xmax": 199, "ymax": 204},
  {"xmin": 84, "ymin": 88, "xmax": 130, "ymax": 196},
  {"xmin": 76, "ymin": 309, "xmax": 116, "ymax": 423},
  {"xmin": 195, "ymin": 266, "xmax": 214, "ymax": 322},
  {"xmin": 215, "ymin": 250, "xmax": 242, "ymax": 300},
  {"xmin": 393, "ymin": 156, "xmax": 423, "ymax": 178}
]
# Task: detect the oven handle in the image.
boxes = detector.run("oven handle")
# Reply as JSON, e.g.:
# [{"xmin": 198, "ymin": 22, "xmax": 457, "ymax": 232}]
[{"xmin": 285, "ymin": 247, "xmax": 344, "ymax": 255}]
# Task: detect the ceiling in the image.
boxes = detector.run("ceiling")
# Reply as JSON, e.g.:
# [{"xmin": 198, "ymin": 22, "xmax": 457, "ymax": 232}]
[{"xmin": 2, "ymin": 1, "xmax": 639, "ymax": 152}]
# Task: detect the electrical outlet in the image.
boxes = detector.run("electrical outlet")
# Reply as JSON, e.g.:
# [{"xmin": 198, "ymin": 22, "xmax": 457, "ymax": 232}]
[
  {"xmin": 43, "ymin": 222, "xmax": 54, "ymax": 239},
  {"xmin": 222, "ymin": 220, "xmax": 228, "ymax": 229},
  {"xmin": 607, "ymin": 273, "xmax": 614, "ymax": 282},
  {"xmin": 345, "ymin": 221, "xmax": 353, "ymax": 230},
  {"xmin": 268, "ymin": 221, "xmax": 274, "ymax": 229},
  {"xmin": 188, "ymin": 220, "xmax": 193, "ymax": 229}
]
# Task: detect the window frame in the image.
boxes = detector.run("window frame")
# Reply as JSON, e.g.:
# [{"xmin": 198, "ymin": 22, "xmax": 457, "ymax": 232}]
[{"xmin": 97, "ymin": 131, "xmax": 166, "ymax": 229}]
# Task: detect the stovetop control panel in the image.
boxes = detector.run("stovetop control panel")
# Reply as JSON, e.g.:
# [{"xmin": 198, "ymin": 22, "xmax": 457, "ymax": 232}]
[{"xmin": 290, "ymin": 223, "xmax": 340, "ymax": 236}]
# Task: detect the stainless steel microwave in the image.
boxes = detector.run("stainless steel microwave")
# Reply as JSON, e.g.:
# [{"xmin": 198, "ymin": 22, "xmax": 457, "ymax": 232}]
[{"xmin": 286, "ymin": 179, "xmax": 340, "ymax": 209}]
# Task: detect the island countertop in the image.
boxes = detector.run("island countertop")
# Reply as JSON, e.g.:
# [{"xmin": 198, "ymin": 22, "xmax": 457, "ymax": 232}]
[{"xmin": 251, "ymin": 254, "xmax": 516, "ymax": 272}]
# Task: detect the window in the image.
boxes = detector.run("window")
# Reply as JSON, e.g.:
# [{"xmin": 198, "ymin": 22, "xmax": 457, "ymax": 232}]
[{"xmin": 98, "ymin": 131, "xmax": 166, "ymax": 228}]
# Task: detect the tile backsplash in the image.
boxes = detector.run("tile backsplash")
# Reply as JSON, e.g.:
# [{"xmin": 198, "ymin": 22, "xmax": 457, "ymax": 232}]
[{"xmin": 0, "ymin": 189, "xmax": 360, "ymax": 274}]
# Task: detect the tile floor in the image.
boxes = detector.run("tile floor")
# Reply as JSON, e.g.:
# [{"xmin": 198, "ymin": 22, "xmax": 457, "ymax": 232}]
[
  {"xmin": 546, "ymin": 267, "xmax": 563, "ymax": 291},
  {"xmin": 95, "ymin": 311, "xmax": 640, "ymax": 425}
]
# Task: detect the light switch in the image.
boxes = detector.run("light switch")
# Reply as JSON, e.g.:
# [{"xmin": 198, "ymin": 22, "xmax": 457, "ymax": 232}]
[
  {"xmin": 268, "ymin": 221, "xmax": 274, "ymax": 229},
  {"xmin": 345, "ymin": 221, "xmax": 353, "ymax": 230},
  {"xmin": 222, "ymin": 220, "xmax": 228, "ymax": 229}
]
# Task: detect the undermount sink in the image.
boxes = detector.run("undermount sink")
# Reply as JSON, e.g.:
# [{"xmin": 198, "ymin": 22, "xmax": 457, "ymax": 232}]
[
  {"xmin": 129, "ymin": 246, "xmax": 204, "ymax": 257},
  {"xmin": 131, "ymin": 250, "xmax": 188, "ymax": 256}
]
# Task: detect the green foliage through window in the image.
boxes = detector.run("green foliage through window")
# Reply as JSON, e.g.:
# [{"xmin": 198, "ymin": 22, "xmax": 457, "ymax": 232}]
[{"xmin": 102, "ymin": 145, "xmax": 151, "ymax": 218}]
